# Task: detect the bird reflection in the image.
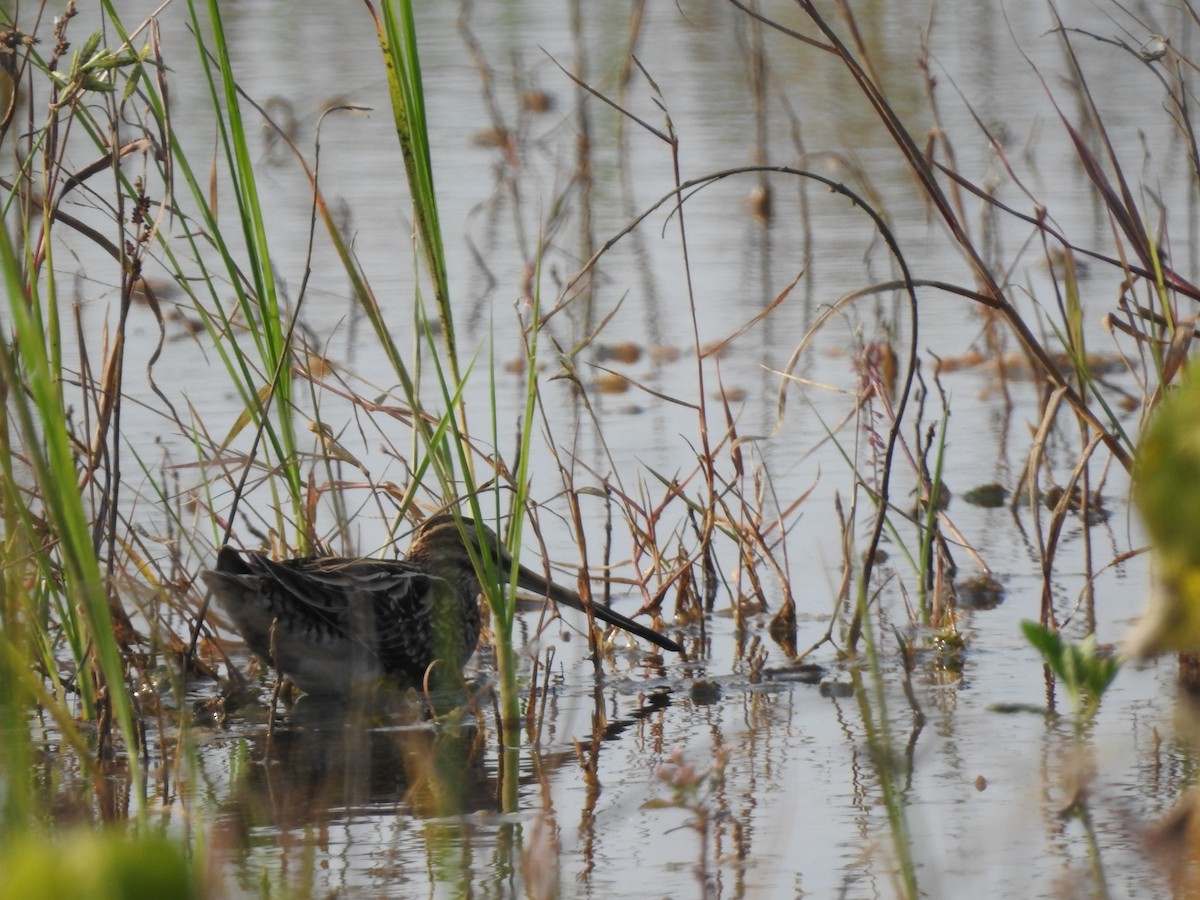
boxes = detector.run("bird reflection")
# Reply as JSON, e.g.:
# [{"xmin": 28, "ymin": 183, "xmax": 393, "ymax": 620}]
[
  {"xmin": 212, "ymin": 687, "xmax": 675, "ymax": 838},
  {"xmin": 219, "ymin": 693, "xmax": 492, "ymax": 835}
]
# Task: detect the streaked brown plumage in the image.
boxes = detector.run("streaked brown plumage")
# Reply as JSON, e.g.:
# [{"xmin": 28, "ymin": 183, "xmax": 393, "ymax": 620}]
[{"xmin": 200, "ymin": 514, "xmax": 682, "ymax": 695}]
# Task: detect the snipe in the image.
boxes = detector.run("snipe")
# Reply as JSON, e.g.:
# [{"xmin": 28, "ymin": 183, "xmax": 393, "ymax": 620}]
[{"xmin": 200, "ymin": 514, "xmax": 682, "ymax": 695}]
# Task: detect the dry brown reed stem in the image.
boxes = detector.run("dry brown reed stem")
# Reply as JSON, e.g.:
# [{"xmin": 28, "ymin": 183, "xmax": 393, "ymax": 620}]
[
  {"xmin": 551, "ymin": 441, "xmax": 701, "ymax": 622},
  {"xmin": 572, "ymin": 692, "xmax": 605, "ymax": 882},
  {"xmin": 20, "ymin": 21, "xmax": 181, "ymax": 691},
  {"xmin": 707, "ymin": 443, "xmax": 801, "ymax": 652},
  {"xmin": 1041, "ymin": 429, "xmax": 1108, "ymax": 626},
  {"xmin": 1024, "ymin": 385, "xmax": 1066, "ymax": 628},
  {"xmin": 1045, "ymin": 7, "xmax": 1178, "ymax": 281},
  {"xmin": 561, "ymin": 489, "xmax": 603, "ymax": 671},
  {"xmin": 741, "ymin": 2, "xmax": 1140, "ymax": 473},
  {"xmin": 789, "ymin": 492, "xmax": 846, "ymax": 660},
  {"xmin": 612, "ymin": 58, "xmax": 725, "ymax": 615},
  {"xmin": 740, "ymin": 0, "xmax": 773, "ymax": 213},
  {"xmin": 568, "ymin": 0, "xmax": 596, "ymax": 327},
  {"xmin": 545, "ymin": 159, "xmax": 922, "ymax": 646}
]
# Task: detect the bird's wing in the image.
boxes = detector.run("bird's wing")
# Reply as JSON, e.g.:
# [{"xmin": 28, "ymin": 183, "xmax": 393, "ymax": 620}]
[{"xmin": 245, "ymin": 554, "xmax": 439, "ymax": 640}]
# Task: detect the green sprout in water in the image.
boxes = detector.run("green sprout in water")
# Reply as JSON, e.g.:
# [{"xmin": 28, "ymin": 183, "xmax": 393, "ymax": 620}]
[
  {"xmin": 1022, "ymin": 622, "xmax": 1121, "ymax": 725},
  {"xmin": 1021, "ymin": 623, "xmax": 1121, "ymax": 898}
]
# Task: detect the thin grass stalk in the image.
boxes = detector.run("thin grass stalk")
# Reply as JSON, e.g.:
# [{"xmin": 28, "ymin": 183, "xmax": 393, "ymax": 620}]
[
  {"xmin": 489, "ymin": 420, "xmax": 524, "ymax": 812},
  {"xmin": 370, "ymin": 0, "xmax": 542, "ymax": 818},
  {"xmin": 98, "ymin": 0, "xmax": 305, "ymax": 559},
  {"xmin": 0, "ymin": 217, "xmax": 142, "ymax": 814},
  {"xmin": 367, "ymin": 0, "xmax": 468, "ymax": 509},
  {"xmin": 744, "ymin": 1, "xmax": 1135, "ymax": 471},
  {"xmin": 0, "ymin": 426, "xmax": 35, "ymax": 834},
  {"xmin": 491, "ymin": 255, "xmax": 545, "ymax": 813},
  {"xmin": 372, "ymin": 0, "xmax": 484, "ymax": 540},
  {"xmin": 414, "ymin": 316, "xmax": 527, "ymax": 810},
  {"xmin": 0, "ymin": 375, "xmax": 80, "ymax": 721},
  {"xmin": 405, "ymin": 310, "xmax": 526, "ymax": 812},
  {"xmin": 568, "ymin": 0, "xmax": 595, "ymax": 328},
  {"xmin": 917, "ymin": 411, "xmax": 949, "ymax": 623},
  {"xmin": 850, "ymin": 578, "xmax": 918, "ymax": 898},
  {"xmin": 0, "ymin": 644, "xmax": 33, "ymax": 835},
  {"xmin": 185, "ymin": 0, "xmax": 304, "ymax": 539}
]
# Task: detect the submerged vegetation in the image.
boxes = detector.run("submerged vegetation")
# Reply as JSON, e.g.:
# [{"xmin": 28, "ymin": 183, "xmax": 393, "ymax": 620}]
[{"xmin": 2, "ymin": 0, "xmax": 1200, "ymax": 895}]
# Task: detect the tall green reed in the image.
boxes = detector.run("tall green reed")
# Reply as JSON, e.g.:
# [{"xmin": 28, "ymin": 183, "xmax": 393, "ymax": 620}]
[
  {"xmin": 182, "ymin": 0, "xmax": 305, "ymax": 542},
  {"xmin": 0, "ymin": 8, "xmax": 149, "ymax": 826},
  {"xmin": 371, "ymin": 0, "xmax": 543, "ymax": 813}
]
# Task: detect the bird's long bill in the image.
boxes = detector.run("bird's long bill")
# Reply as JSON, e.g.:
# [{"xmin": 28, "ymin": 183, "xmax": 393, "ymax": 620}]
[{"xmin": 511, "ymin": 562, "xmax": 682, "ymax": 654}]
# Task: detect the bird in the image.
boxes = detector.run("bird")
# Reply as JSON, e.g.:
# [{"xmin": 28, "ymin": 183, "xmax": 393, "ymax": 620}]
[{"xmin": 200, "ymin": 514, "xmax": 683, "ymax": 696}]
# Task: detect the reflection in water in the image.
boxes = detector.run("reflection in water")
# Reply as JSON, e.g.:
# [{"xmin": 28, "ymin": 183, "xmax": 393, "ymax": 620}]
[
  {"xmin": 210, "ymin": 685, "xmax": 677, "ymax": 891},
  {"xmin": 220, "ymin": 695, "xmax": 493, "ymax": 833}
]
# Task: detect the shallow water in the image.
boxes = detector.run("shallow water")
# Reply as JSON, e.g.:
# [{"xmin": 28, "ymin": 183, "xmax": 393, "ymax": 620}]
[{"xmin": 29, "ymin": 0, "xmax": 1200, "ymax": 896}]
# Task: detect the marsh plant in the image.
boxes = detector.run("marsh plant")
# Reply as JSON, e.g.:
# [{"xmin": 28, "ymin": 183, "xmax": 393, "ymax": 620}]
[{"xmin": 0, "ymin": 0, "xmax": 1197, "ymax": 895}]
